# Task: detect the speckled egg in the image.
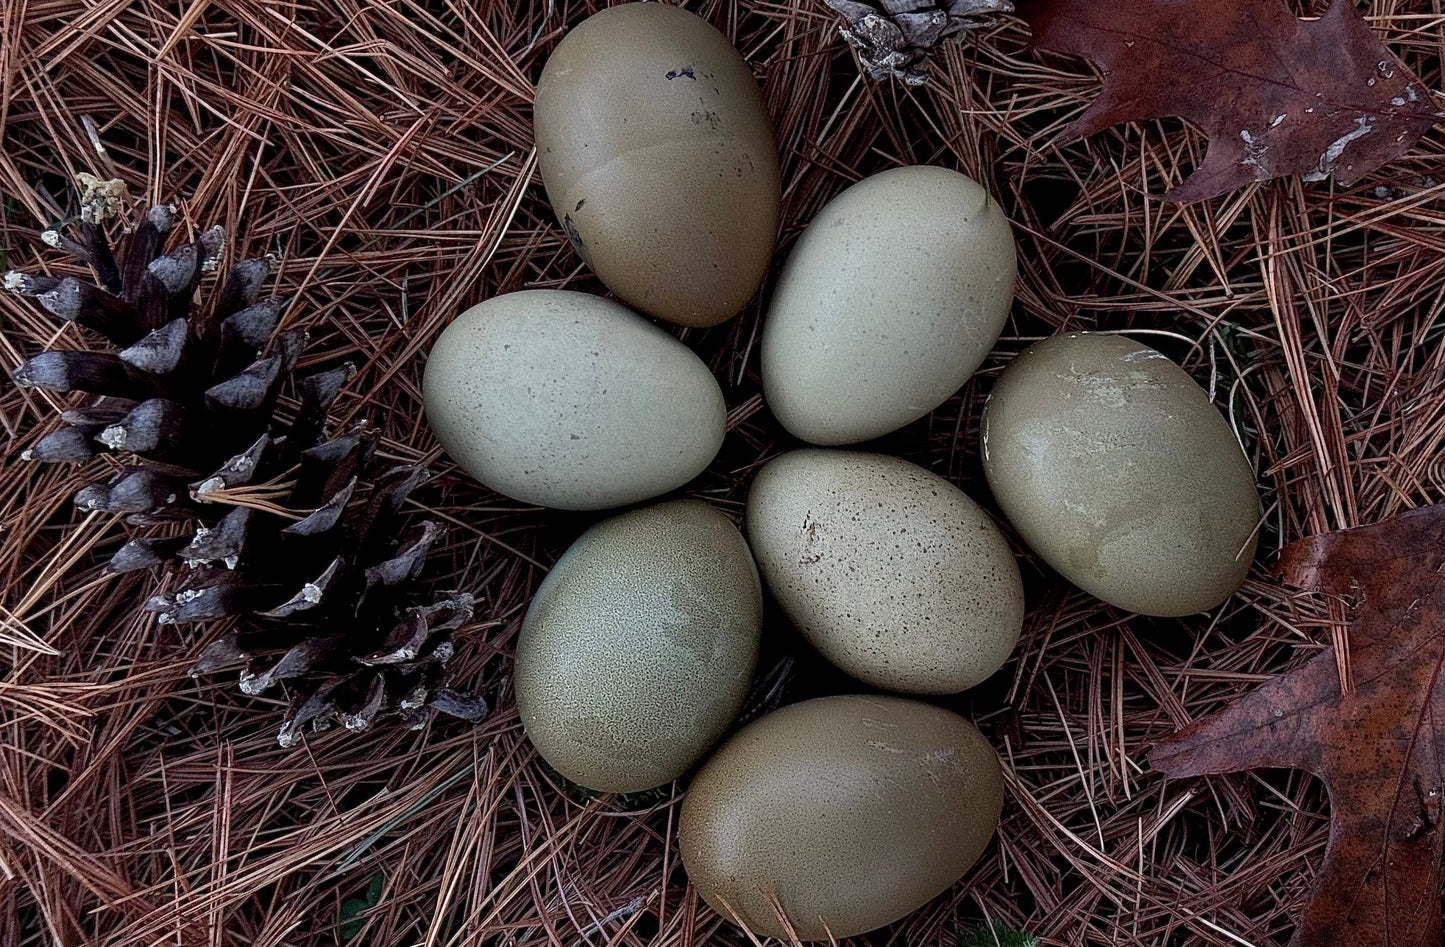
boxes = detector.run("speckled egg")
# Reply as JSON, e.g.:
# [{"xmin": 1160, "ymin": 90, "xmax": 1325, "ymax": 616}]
[
  {"xmin": 534, "ymin": 3, "xmax": 780, "ymax": 327},
  {"xmin": 679, "ymin": 694, "xmax": 1003, "ymax": 940},
  {"xmin": 746, "ymin": 449, "xmax": 1023, "ymax": 695},
  {"xmin": 514, "ymin": 499, "xmax": 762, "ymax": 793},
  {"xmin": 761, "ymin": 166, "xmax": 1016, "ymax": 444},
  {"xmin": 982, "ymin": 332, "xmax": 1260, "ymax": 616},
  {"xmin": 422, "ymin": 290, "xmax": 725, "ymax": 511}
]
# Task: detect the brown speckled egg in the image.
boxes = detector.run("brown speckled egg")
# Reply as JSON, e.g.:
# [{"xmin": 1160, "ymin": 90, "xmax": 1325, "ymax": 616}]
[
  {"xmin": 534, "ymin": 3, "xmax": 780, "ymax": 327},
  {"xmin": 746, "ymin": 449, "xmax": 1023, "ymax": 695},
  {"xmin": 679, "ymin": 694, "xmax": 1003, "ymax": 940},
  {"xmin": 515, "ymin": 500, "xmax": 762, "ymax": 794},
  {"xmin": 982, "ymin": 332, "xmax": 1260, "ymax": 616}
]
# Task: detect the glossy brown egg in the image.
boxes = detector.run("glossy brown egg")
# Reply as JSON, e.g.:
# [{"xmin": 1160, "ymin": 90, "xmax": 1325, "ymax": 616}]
[
  {"xmin": 679, "ymin": 695, "xmax": 1003, "ymax": 940},
  {"xmin": 534, "ymin": 2, "xmax": 780, "ymax": 327}
]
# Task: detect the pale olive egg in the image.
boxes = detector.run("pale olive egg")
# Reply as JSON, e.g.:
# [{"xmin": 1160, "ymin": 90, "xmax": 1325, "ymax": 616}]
[
  {"xmin": 746, "ymin": 449, "xmax": 1023, "ymax": 695},
  {"xmin": 515, "ymin": 499, "xmax": 762, "ymax": 794},
  {"xmin": 982, "ymin": 332, "xmax": 1259, "ymax": 616},
  {"xmin": 679, "ymin": 695, "xmax": 1003, "ymax": 940},
  {"xmin": 422, "ymin": 290, "xmax": 724, "ymax": 511},
  {"xmin": 761, "ymin": 166, "xmax": 1016, "ymax": 445},
  {"xmin": 534, "ymin": 3, "xmax": 780, "ymax": 328}
]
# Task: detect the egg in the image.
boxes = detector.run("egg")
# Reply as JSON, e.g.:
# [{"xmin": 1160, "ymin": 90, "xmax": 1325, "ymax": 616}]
[
  {"xmin": 534, "ymin": 3, "xmax": 780, "ymax": 328},
  {"xmin": 422, "ymin": 290, "xmax": 725, "ymax": 511},
  {"xmin": 679, "ymin": 694, "xmax": 1003, "ymax": 940},
  {"xmin": 761, "ymin": 166, "xmax": 1016, "ymax": 445},
  {"xmin": 515, "ymin": 499, "xmax": 762, "ymax": 793},
  {"xmin": 982, "ymin": 332, "xmax": 1259, "ymax": 616},
  {"xmin": 746, "ymin": 449, "xmax": 1023, "ymax": 694}
]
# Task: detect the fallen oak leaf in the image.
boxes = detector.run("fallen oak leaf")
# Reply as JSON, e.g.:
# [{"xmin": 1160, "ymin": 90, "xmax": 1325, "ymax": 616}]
[
  {"xmin": 1150, "ymin": 504, "xmax": 1445, "ymax": 947},
  {"xmin": 1014, "ymin": 0, "xmax": 1442, "ymax": 202}
]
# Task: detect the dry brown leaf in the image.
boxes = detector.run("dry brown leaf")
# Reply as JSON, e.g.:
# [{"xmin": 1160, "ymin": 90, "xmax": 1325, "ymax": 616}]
[
  {"xmin": 1015, "ymin": 0, "xmax": 1442, "ymax": 201},
  {"xmin": 1151, "ymin": 504, "xmax": 1445, "ymax": 947}
]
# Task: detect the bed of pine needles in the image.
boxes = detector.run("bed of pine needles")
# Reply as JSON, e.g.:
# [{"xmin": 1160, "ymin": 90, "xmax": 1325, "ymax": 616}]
[{"xmin": 2, "ymin": 1, "xmax": 1443, "ymax": 945}]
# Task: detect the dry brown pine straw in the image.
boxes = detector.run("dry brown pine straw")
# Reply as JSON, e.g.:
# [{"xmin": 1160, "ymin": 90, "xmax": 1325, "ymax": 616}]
[{"xmin": 1, "ymin": 1, "xmax": 1444, "ymax": 945}]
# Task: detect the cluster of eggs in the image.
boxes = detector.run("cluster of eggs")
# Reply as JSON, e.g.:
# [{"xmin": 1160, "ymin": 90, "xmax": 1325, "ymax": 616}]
[{"xmin": 422, "ymin": 4, "xmax": 1260, "ymax": 940}]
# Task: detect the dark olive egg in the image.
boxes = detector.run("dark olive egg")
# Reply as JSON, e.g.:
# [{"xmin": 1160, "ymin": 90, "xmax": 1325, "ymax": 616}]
[
  {"xmin": 515, "ymin": 500, "xmax": 762, "ymax": 793},
  {"xmin": 534, "ymin": 3, "xmax": 780, "ymax": 327},
  {"xmin": 982, "ymin": 332, "xmax": 1259, "ymax": 616},
  {"xmin": 679, "ymin": 695, "xmax": 1003, "ymax": 940}
]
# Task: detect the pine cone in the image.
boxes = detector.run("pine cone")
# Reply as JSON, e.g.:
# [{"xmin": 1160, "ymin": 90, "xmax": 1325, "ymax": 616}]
[
  {"xmin": 8, "ymin": 176, "xmax": 487, "ymax": 746},
  {"xmin": 826, "ymin": 0, "xmax": 1014, "ymax": 84}
]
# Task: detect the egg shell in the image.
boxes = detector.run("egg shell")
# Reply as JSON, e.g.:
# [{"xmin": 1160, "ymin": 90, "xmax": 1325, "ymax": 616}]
[
  {"xmin": 534, "ymin": 3, "xmax": 780, "ymax": 328},
  {"xmin": 679, "ymin": 694, "xmax": 1003, "ymax": 940},
  {"xmin": 422, "ymin": 290, "xmax": 725, "ymax": 511},
  {"xmin": 515, "ymin": 499, "xmax": 762, "ymax": 793},
  {"xmin": 761, "ymin": 166, "xmax": 1016, "ymax": 445},
  {"xmin": 746, "ymin": 449, "xmax": 1023, "ymax": 695},
  {"xmin": 982, "ymin": 332, "xmax": 1260, "ymax": 616}
]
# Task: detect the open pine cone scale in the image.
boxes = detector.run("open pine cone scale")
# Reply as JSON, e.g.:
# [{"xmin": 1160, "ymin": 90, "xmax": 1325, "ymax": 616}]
[
  {"xmin": 827, "ymin": 0, "xmax": 1014, "ymax": 83},
  {"xmin": 8, "ymin": 178, "xmax": 486, "ymax": 746}
]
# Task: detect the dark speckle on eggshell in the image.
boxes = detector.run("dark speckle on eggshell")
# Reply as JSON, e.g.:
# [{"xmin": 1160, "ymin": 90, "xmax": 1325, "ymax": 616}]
[{"xmin": 560, "ymin": 213, "xmax": 585, "ymax": 253}]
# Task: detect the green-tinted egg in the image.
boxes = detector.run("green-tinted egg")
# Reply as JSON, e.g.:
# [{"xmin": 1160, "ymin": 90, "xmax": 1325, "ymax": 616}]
[
  {"xmin": 535, "ymin": 3, "xmax": 780, "ymax": 327},
  {"xmin": 982, "ymin": 332, "xmax": 1259, "ymax": 616},
  {"xmin": 515, "ymin": 500, "xmax": 762, "ymax": 793},
  {"xmin": 761, "ymin": 166, "xmax": 1016, "ymax": 444},
  {"xmin": 679, "ymin": 695, "xmax": 1003, "ymax": 940},
  {"xmin": 422, "ymin": 290, "xmax": 724, "ymax": 511}
]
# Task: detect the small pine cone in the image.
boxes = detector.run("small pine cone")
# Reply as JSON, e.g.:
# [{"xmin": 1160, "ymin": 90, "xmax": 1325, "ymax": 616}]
[
  {"xmin": 9, "ymin": 176, "xmax": 487, "ymax": 747},
  {"xmin": 826, "ymin": 0, "xmax": 1014, "ymax": 84}
]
